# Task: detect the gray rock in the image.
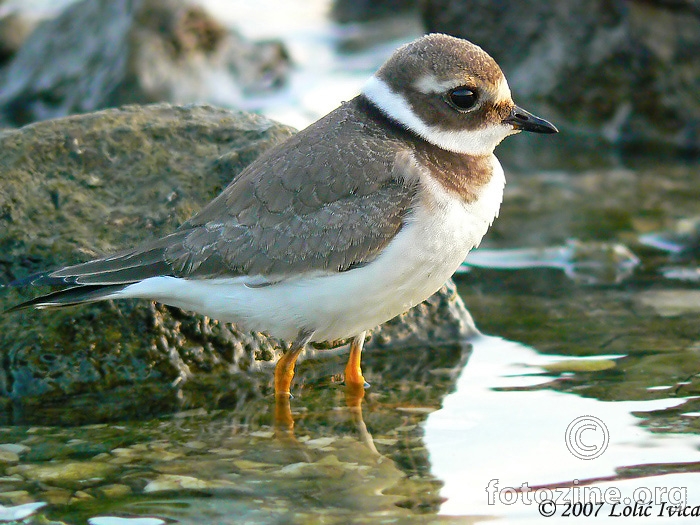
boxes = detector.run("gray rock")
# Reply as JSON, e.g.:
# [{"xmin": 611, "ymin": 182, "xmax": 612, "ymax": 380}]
[
  {"xmin": 330, "ymin": 0, "xmax": 419, "ymax": 23},
  {"xmin": 0, "ymin": 0, "xmax": 290, "ymax": 126},
  {"xmin": 0, "ymin": 103, "xmax": 477, "ymax": 423},
  {"xmin": 0, "ymin": 12, "xmax": 36, "ymax": 67},
  {"xmin": 422, "ymin": 0, "xmax": 700, "ymax": 151}
]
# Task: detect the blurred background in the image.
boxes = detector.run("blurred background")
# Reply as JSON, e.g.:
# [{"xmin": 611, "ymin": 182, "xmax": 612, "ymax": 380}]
[
  {"xmin": 2, "ymin": 0, "xmax": 699, "ymax": 152},
  {"xmin": 1, "ymin": 1, "xmax": 700, "ymax": 524}
]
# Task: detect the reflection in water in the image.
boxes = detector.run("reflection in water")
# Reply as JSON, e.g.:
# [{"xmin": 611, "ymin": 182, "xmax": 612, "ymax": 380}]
[
  {"xmin": 425, "ymin": 335, "xmax": 700, "ymax": 522},
  {"xmin": 460, "ymin": 239, "xmax": 640, "ymax": 285}
]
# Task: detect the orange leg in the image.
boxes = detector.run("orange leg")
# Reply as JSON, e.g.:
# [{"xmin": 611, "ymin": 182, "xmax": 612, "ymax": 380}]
[
  {"xmin": 344, "ymin": 332, "xmax": 367, "ymax": 389},
  {"xmin": 274, "ymin": 330, "xmax": 314, "ymax": 436},
  {"xmin": 274, "ymin": 329, "xmax": 314, "ymax": 398},
  {"xmin": 274, "ymin": 394, "xmax": 295, "ymax": 437},
  {"xmin": 344, "ymin": 333, "xmax": 379, "ymax": 456},
  {"xmin": 274, "ymin": 345, "xmax": 304, "ymax": 398}
]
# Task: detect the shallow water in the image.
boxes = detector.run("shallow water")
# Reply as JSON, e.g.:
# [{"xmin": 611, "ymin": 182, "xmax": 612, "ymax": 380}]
[{"xmin": 3, "ymin": 2, "xmax": 700, "ymax": 524}]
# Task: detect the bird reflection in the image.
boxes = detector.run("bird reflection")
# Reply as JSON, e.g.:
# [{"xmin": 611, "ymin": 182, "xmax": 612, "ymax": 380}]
[{"xmin": 274, "ymin": 367, "xmax": 378, "ymax": 458}]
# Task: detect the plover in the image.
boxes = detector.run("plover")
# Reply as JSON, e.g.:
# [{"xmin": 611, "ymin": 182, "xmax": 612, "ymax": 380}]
[{"xmin": 8, "ymin": 34, "xmax": 557, "ymax": 397}]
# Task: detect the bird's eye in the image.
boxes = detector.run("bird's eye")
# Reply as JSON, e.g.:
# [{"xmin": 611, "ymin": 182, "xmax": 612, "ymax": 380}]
[{"xmin": 446, "ymin": 87, "xmax": 478, "ymax": 111}]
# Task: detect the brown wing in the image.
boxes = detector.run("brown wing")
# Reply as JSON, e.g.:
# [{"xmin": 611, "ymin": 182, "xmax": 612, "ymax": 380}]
[
  {"xmin": 27, "ymin": 97, "xmax": 419, "ymax": 287},
  {"xmin": 165, "ymin": 98, "xmax": 418, "ymax": 278}
]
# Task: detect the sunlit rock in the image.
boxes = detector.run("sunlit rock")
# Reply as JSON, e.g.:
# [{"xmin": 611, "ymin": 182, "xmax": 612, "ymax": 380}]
[{"xmin": 0, "ymin": 0, "xmax": 290, "ymax": 126}]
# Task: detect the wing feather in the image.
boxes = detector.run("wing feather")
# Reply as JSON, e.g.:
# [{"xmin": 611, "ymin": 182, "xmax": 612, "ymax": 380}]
[{"xmin": 11, "ymin": 97, "xmax": 420, "ymax": 301}]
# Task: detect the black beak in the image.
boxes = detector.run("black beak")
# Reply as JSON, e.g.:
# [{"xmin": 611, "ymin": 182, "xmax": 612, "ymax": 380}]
[{"xmin": 504, "ymin": 106, "xmax": 558, "ymax": 134}]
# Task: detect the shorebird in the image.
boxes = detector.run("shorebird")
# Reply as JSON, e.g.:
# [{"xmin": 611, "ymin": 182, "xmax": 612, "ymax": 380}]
[{"xmin": 8, "ymin": 33, "xmax": 557, "ymax": 398}]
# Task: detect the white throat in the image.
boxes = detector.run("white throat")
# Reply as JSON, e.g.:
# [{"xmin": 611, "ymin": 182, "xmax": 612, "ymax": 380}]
[{"xmin": 362, "ymin": 76, "xmax": 514, "ymax": 156}]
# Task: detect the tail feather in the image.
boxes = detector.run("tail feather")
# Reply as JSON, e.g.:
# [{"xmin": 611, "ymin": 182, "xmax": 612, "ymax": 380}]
[
  {"xmin": 4, "ymin": 233, "xmax": 188, "ymax": 313},
  {"xmin": 4, "ymin": 284, "xmax": 128, "ymax": 313}
]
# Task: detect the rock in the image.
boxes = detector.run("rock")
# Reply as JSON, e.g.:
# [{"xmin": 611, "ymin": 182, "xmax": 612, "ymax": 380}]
[
  {"xmin": 231, "ymin": 459, "xmax": 275, "ymax": 471},
  {"xmin": 0, "ymin": 103, "xmax": 477, "ymax": 424},
  {"xmin": 274, "ymin": 455, "xmax": 347, "ymax": 479},
  {"xmin": 0, "ymin": 491, "xmax": 33, "ymax": 505},
  {"xmin": 304, "ymin": 437, "xmax": 336, "ymax": 449},
  {"xmin": 0, "ymin": 12, "xmax": 37, "ymax": 67},
  {"xmin": 0, "ymin": 0, "xmax": 290, "ymax": 126},
  {"xmin": 330, "ymin": 0, "xmax": 419, "ymax": 23},
  {"xmin": 637, "ymin": 290, "xmax": 700, "ymax": 317},
  {"xmin": 94, "ymin": 484, "xmax": 132, "ymax": 499},
  {"xmin": 0, "ymin": 103, "xmax": 295, "ymax": 422},
  {"xmin": 40, "ymin": 487, "xmax": 72, "ymax": 505},
  {"xmin": 142, "ymin": 473, "xmax": 236, "ymax": 493},
  {"xmin": 0, "ymin": 444, "xmax": 29, "ymax": 456},
  {"xmin": 9, "ymin": 461, "xmax": 117, "ymax": 488},
  {"xmin": 0, "ymin": 450, "xmax": 19, "ymax": 464},
  {"xmin": 422, "ymin": 0, "xmax": 700, "ymax": 151}
]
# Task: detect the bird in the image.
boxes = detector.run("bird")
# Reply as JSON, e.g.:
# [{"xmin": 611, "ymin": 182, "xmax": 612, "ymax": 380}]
[{"xmin": 7, "ymin": 33, "xmax": 557, "ymax": 399}]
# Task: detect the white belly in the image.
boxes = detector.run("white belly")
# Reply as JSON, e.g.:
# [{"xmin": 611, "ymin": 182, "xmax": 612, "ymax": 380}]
[{"xmin": 118, "ymin": 158, "xmax": 505, "ymax": 342}]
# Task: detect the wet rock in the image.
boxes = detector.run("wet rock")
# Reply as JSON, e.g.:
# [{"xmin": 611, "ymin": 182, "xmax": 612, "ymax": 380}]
[
  {"xmin": 636, "ymin": 290, "xmax": 700, "ymax": 317},
  {"xmin": 304, "ymin": 437, "xmax": 336, "ymax": 449},
  {"xmin": 231, "ymin": 459, "xmax": 275, "ymax": 471},
  {"xmin": 40, "ymin": 487, "xmax": 72, "ymax": 505},
  {"xmin": 0, "ymin": 103, "xmax": 295, "ymax": 422},
  {"xmin": 0, "ymin": 0, "xmax": 290, "ymax": 126},
  {"xmin": 0, "ymin": 103, "xmax": 476, "ymax": 424},
  {"xmin": 143, "ymin": 473, "xmax": 236, "ymax": 493},
  {"xmin": 542, "ymin": 359, "xmax": 617, "ymax": 373},
  {"xmin": 93, "ymin": 484, "xmax": 132, "ymax": 498},
  {"xmin": 274, "ymin": 455, "xmax": 348, "ymax": 479},
  {"xmin": 0, "ymin": 444, "xmax": 29, "ymax": 456},
  {"xmin": 0, "ymin": 491, "xmax": 32, "ymax": 505},
  {"xmin": 8, "ymin": 461, "xmax": 118, "ymax": 488},
  {"xmin": 0, "ymin": 450, "xmax": 18, "ymax": 464},
  {"xmin": 422, "ymin": 0, "xmax": 700, "ymax": 151}
]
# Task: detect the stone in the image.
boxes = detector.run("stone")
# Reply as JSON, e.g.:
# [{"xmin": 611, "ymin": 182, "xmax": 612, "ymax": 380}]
[
  {"xmin": 0, "ymin": 12, "xmax": 36, "ymax": 67},
  {"xmin": 8, "ymin": 461, "xmax": 118, "ymax": 488},
  {"xmin": 232, "ymin": 459, "xmax": 275, "ymax": 471},
  {"xmin": 40, "ymin": 488, "xmax": 72, "ymax": 505},
  {"xmin": 422, "ymin": 0, "xmax": 700, "ymax": 151},
  {"xmin": 0, "ymin": 491, "xmax": 33, "ymax": 505},
  {"xmin": 0, "ymin": 450, "xmax": 19, "ymax": 464},
  {"xmin": 0, "ymin": 443, "xmax": 31, "ymax": 456},
  {"xmin": 274, "ymin": 455, "xmax": 350, "ymax": 479},
  {"xmin": 0, "ymin": 103, "xmax": 294, "ymax": 424},
  {"xmin": 0, "ymin": 0, "xmax": 290, "ymax": 126},
  {"xmin": 95, "ymin": 484, "xmax": 132, "ymax": 498},
  {"xmin": 304, "ymin": 437, "xmax": 336, "ymax": 449},
  {"xmin": 142, "ymin": 473, "xmax": 235, "ymax": 493},
  {"xmin": 330, "ymin": 0, "xmax": 419, "ymax": 23},
  {"xmin": 637, "ymin": 290, "xmax": 700, "ymax": 317}
]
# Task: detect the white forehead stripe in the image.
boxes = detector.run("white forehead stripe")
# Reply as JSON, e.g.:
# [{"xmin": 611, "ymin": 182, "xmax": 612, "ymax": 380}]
[
  {"xmin": 362, "ymin": 76, "xmax": 514, "ymax": 156},
  {"xmin": 496, "ymin": 77, "xmax": 513, "ymax": 104},
  {"xmin": 414, "ymin": 74, "xmax": 457, "ymax": 94}
]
